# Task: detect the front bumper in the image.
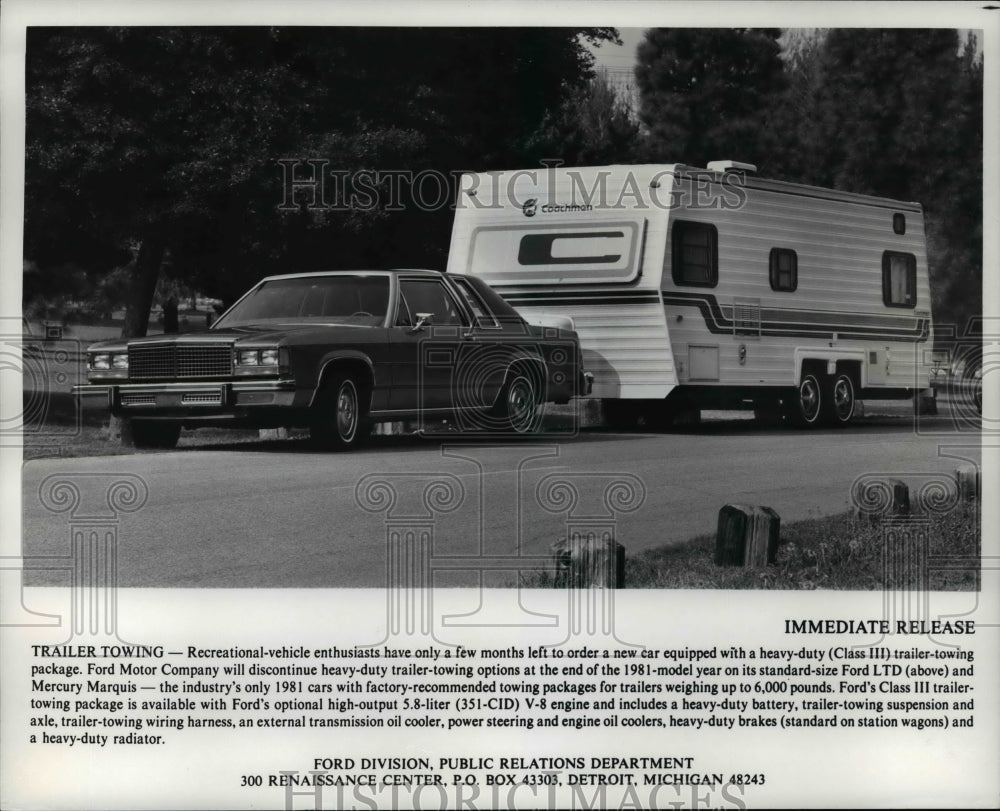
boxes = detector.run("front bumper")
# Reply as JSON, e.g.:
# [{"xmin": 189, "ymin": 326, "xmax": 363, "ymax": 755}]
[{"xmin": 73, "ymin": 379, "xmax": 299, "ymax": 417}]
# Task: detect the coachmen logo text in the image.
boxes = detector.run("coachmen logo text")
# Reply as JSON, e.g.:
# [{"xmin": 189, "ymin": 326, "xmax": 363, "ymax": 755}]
[{"xmin": 521, "ymin": 199, "xmax": 593, "ymax": 217}]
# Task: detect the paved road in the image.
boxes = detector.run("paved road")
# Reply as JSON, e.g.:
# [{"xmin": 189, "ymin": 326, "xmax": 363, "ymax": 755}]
[{"xmin": 20, "ymin": 412, "xmax": 980, "ymax": 588}]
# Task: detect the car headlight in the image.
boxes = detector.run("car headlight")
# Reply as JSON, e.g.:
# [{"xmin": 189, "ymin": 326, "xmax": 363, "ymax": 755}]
[
  {"xmin": 111, "ymin": 353, "xmax": 129, "ymax": 370},
  {"xmin": 90, "ymin": 353, "xmax": 111, "ymax": 370},
  {"xmin": 236, "ymin": 348, "xmax": 282, "ymax": 370}
]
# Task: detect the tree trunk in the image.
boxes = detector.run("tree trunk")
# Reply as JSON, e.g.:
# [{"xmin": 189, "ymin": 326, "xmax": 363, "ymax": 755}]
[
  {"xmin": 163, "ymin": 297, "xmax": 179, "ymax": 333},
  {"xmin": 117, "ymin": 237, "xmax": 165, "ymax": 447},
  {"xmin": 121, "ymin": 237, "xmax": 165, "ymax": 339}
]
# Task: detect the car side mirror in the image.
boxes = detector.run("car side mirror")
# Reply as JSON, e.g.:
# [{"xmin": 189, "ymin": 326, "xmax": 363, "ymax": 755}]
[{"xmin": 409, "ymin": 312, "xmax": 433, "ymax": 333}]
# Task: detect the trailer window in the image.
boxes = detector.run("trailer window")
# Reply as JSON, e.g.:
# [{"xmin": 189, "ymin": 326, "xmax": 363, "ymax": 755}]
[
  {"xmin": 671, "ymin": 221, "xmax": 718, "ymax": 287},
  {"xmin": 882, "ymin": 252, "xmax": 917, "ymax": 308},
  {"xmin": 466, "ymin": 222, "xmax": 642, "ymax": 285},
  {"xmin": 769, "ymin": 248, "xmax": 798, "ymax": 292}
]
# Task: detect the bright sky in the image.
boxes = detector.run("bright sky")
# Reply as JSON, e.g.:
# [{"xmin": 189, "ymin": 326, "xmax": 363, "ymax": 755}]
[
  {"xmin": 588, "ymin": 27, "xmax": 978, "ymax": 73},
  {"xmin": 591, "ymin": 27, "xmax": 647, "ymax": 72}
]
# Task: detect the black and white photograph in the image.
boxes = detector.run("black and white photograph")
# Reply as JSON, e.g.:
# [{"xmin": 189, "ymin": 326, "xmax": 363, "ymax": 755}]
[{"xmin": 1, "ymin": 1, "xmax": 997, "ymax": 808}]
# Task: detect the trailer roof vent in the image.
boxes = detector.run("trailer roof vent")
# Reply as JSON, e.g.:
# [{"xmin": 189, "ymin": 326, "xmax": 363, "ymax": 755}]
[{"xmin": 706, "ymin": 160, "xmax": 757, "ymax": 174}]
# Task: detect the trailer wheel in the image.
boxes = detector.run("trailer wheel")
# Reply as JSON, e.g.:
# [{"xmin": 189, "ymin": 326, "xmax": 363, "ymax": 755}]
[
  {"xmin": 789, "ymin": 374, "xmax": 823, "ymax": 427},
  {"xmin": 824, "ymin": 373, "xmax": 856, "ymax": 426}
]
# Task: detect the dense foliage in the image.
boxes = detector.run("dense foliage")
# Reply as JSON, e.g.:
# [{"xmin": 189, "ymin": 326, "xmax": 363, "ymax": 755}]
[
  {"xmin": 619, "ymin": 502, "xmax": 980, "ymax": 591},
  {"xmin": 23, "ymin": 27, "xmax": 982, "ymax": 339},
  {"xmin": 24, "ymin": 27, "xmax": 617, "ymax": 333},
  {"xmin": 636, "ymin": 28, "xmax": 983, "ymax": 336},
  {"xmin": 635, "ymin": 28, "xmax": 786, "ymax": 167}
]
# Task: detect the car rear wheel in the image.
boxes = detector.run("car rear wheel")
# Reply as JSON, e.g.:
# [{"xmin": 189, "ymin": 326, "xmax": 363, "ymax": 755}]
[
  {"xmin": 128, "ymin": 419, "xmax": 181, "ymax": 449},
  {"xmin": 495, "ymin": 371, "xmax": 542, "ymax": 434},
  {"xmin": 311, "ymin": 375, "xmax": 368, "ymax": 450}
]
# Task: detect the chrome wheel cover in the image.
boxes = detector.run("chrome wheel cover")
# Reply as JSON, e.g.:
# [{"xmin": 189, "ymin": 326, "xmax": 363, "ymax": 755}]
[
  {"xmin": 336, "ymin": 380, "xmax": 358, "ymax": 441},
  {"xmin": 799, "ymin": 377, "xmax": 820, "ymax": 423},
  {"xmin": 833, "ymin": 376, "xmax": 854, "ymax": 422},
  {"xmin": 506, "ymin": 377, "xmax": 535, "ymax": 432}
]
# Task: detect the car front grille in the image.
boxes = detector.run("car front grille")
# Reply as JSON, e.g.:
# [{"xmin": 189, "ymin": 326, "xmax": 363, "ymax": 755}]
[
  {"xmin": 181, "ymin": 392, "xmax": 223, "ymax": 405},
  {"xmin": 129, "ymin": 344, "xmax": 232, "ymax": 380},
  {"xmin": 120, "ymin": 394, "xmax": 157, "ymax": 406}
]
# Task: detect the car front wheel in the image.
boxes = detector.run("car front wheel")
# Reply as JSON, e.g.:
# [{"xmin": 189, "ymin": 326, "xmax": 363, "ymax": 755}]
[{"xmin": 311, "ymin": 375, "xmax": 368, "ymax": 450}]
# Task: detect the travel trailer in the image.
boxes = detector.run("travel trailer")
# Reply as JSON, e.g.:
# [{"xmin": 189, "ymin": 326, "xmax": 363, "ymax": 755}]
[{"xmin": 446, "ymin": 162, "xmax": 934, "ymax": 428}]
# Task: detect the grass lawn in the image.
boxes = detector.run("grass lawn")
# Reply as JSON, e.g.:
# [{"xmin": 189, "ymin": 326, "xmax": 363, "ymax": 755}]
[
  {"xmin": 522, "ymin": 504, "xmax": 979, "ymax": 591},
  {"xmin": 625, "ymin": 505, "xmax": 978, "ymax": 590},
  {"xmin": 22, "ymin": 421, "xmax": 269, "ymax": 460}
]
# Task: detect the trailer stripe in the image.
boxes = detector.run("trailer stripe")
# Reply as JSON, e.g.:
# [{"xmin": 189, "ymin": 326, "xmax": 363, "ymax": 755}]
[{"xmin": 496, "ymin": 288, "xmax": 930, "ymax": 342}]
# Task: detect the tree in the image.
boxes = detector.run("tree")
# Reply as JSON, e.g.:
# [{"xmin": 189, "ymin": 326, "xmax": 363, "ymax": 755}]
[
  {"xmin": 634, "ymin": 27, "xmax": 983, "ymax": 333},
  {"xmin": 164, "ymin": 27, "xmax": 621, "ymax": 306},
  {"xmin": 25, "ymin": 28, "xmax": 314, "ymax": 337},
  {"xmin": 523, "ymin": 69, "xmax": 641, "ymax": 166},
  {"xmin": 783, "ymin": 29, "xmax": 983, "ymax": 331},
  {"xmin": 25, "ymin": 27, "xmax": 619, "ymax": 329},
  {"xmin": 929, "ymin": 32, "xmax": 983, "ymax": 333},
  {"xmin": 764, "ymin": 29, "xmax": 826, "ymax": 180},
  {"xmin": 635, "ymin": 29, "xmax": 786, "ymax": 166}
]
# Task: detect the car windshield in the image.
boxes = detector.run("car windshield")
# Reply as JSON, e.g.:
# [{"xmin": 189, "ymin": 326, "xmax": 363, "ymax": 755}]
[{"xmin": 214, "ymin": 275, "xmax": 390, "ymax": 328}]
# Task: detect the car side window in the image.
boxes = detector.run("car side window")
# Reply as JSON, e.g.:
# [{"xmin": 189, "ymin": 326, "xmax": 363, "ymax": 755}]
[
  {"xmin": 397, "ymin": 279, "xmax": 467, "ymax": 326},
  {"xmin": 450, "ymin": 276, "xmax": 500, "ymax": 329},
  {"xmin": 394, "ymin": 291, "xmax": 412, "ymax": 326}
]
